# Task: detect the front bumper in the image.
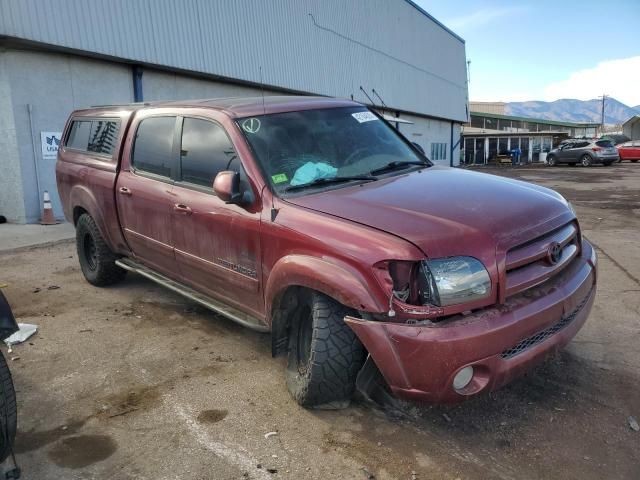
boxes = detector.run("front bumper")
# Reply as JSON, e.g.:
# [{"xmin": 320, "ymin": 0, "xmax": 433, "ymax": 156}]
[{"xmin": 345, "ymin": 239, "xmax": 597, "ymax": 403}]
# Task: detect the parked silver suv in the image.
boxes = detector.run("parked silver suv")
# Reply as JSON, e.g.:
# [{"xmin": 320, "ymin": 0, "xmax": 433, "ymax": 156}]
[{"xmin": 547, "ymin": 139, "xmax": 619, "ymax": 167}]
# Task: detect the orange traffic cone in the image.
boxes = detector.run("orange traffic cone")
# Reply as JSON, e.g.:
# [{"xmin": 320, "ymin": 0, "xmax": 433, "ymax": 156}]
[{"xmin": 40, "ymin": 190, "xmax": 57, "ymax": 225}]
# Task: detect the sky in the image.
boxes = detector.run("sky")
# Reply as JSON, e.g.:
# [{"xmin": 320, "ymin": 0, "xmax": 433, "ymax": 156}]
[{"xmin": 414, "ymin": 0, "xmax": 640, "ymax": 106}]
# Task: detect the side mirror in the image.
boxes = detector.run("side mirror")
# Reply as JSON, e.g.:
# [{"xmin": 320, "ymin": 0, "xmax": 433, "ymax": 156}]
[
  {"xmin": 412, "ymin": 142, "xmax": 425, "ymax": 155},
  {"xmin": 213, "ymin": 170, "xmax": 243, "ymax": 204}
]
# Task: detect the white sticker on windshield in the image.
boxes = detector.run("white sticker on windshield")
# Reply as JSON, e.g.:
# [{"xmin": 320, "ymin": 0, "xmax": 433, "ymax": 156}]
[{"xmin": 351, "ymin": 111, "xmax": 378, "ymax": 123}]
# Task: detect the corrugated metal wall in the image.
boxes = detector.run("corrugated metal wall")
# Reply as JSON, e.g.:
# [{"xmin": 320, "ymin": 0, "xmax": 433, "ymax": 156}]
[{"xmin": 0, "ymin": 0, "xmax": 467, "ymax": 122}]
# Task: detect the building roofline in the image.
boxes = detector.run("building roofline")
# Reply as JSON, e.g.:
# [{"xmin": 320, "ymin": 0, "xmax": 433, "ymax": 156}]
[
  {"xmin": 623, "ymin": 115, "xmax": 640, "ymax": 126},
  {"xmin": 470, "ymin": 110, "xmax": 600, "ymax": 128},
  {"xmin": 403, "ymin": 0, "xmax": 465, "ymax": 44}
]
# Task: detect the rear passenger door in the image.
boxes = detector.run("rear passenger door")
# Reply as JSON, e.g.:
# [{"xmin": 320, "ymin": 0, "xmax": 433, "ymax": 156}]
[
  {"xmin": 170, "ymin": 116, "xmax": 263, "ymax": 318},
  {"xmin": 116, "ymin": 115, "xmax": 180, "ymax": 277}
]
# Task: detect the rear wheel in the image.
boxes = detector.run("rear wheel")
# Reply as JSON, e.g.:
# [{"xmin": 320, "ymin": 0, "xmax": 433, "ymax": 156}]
[
  {"xmin": 581, "ymin": 155, "xmax": 593, "ymax": 167},
  {"xmin": 76, "ymin": 214, "xmax": 126, "ymax": 286},
  {"xmin": 632, "ymin": 159, "xmax": 639, "ymax": 163},
  {"xmin": 286, "ymin": 291, "xmax": 365, "ymax": 407},
  {"xmin": 546, "ymin": 155, "xmax": 557, "ymax": 167}
]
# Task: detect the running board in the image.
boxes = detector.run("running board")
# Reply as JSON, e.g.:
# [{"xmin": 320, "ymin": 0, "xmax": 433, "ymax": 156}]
[{"xmin": 115, "ymin": 258, "xmax": 269, "ymax": 332}]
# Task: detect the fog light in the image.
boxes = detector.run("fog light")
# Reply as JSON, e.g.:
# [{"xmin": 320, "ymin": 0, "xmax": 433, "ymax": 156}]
[{"xmin": 453, "ymin": 366, "xmax": 474, "ymax": 390}]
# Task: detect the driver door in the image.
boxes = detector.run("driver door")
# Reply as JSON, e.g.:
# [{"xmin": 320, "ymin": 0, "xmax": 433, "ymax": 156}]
[{"xmin": 170, "ymin": 115, "xmax": 264, "ymax": 318}]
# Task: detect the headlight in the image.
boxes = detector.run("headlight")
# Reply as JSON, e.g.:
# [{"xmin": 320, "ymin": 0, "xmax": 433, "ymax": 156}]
[{"xmin": 418, "ymin": 257, "xmax": 491, "ymax": 307}]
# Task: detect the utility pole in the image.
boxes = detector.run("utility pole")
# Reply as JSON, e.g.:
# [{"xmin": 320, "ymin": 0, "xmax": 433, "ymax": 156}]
[{"xmin": 599, "ymin": 94, "xmax": 608, "ymax": 136}]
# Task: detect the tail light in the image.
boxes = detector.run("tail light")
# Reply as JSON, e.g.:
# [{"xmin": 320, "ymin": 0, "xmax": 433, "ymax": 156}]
[{"xmin": 591, "ymin": 147, "xmax": 602, "ymax": 152}]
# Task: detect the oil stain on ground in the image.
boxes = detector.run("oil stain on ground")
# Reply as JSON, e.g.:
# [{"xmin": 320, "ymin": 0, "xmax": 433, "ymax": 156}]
[
  {"xmin": 98, "ymin": 385, "xmax": 162, "ymax": 419},
  {"xmin": 14, "ymin": 418, "xmax": 88, "ymax": 453},
  {"xmin": 47, "ymin": 435, "xmax": 117, "ymax": 469},
  {"xmin": 197, "ymin": 409, "xmax": 228, "ymax": 424}
]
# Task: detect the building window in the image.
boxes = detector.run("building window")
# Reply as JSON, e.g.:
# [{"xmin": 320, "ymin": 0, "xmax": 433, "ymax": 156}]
[
  {"xmin": 470, "ymin": 116, "xmax": 484, "ymax": 128},
  {"xmin": 430, "ymin": 142, "xmax": 447, "ymax": 161}
]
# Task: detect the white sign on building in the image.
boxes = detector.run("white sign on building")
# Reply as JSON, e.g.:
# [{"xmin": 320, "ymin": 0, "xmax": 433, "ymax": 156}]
[{"xmin": 41, "ymin": 131, "xmax": 62, "ymax": 160}]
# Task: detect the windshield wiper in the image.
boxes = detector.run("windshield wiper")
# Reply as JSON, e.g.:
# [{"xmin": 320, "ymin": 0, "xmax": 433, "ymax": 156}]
[
  {"xmin": 369, "ymin": 160, "xmax": 429, "ymax": 176},
  {"xmin": 284, "ymin": 175, "xmax": 377, "ymax": 192}
]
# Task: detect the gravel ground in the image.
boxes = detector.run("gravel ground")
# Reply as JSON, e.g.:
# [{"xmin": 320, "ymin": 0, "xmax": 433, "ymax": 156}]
[{"xmin": 1, "ymin": 163, "xmax": 639, "ymax": 479}]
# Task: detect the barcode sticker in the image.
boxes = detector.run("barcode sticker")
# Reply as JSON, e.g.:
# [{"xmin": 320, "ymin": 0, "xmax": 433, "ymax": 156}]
[{"xmin": 351, "ymin": 111, "xmax": 378, "ymax": 123}]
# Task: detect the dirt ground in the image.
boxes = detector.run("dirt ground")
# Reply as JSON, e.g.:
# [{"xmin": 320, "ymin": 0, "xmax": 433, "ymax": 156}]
[{"xmin": 1, "ymin": 163, "xmax": 639, "ymax": 479}]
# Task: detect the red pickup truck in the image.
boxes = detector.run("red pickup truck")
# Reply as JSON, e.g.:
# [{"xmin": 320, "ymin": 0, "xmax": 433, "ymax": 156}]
[{"xmin": 56, "ymin": 96, "xmax": 597, "ymax": 407}]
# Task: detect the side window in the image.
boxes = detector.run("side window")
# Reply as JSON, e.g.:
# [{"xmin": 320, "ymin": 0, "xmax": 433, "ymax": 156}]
[
  {"xmin": 88, "ymin": 120, "xmax": 120, "ymax": 155},
  {"xmin": 132, "ymin": 116, "xmax": 176, "ymax": 177},
  {"xmin": 180, "ymin": 118, "xmax": 236, "ymax": 188},
  {"xmin": 66, "ymin": 121, "xmax": 92, "ymax": 150},
  {"xmin": 632, "ymin": 141, "xmax": 640, "ymax": 147},
  {"xmin": 574, "ymin": 142, "xmax": 589, "ymax": 149},
  {"xmin": 66, "ymin": 119, "xmax": 120, "ymax": 155}
]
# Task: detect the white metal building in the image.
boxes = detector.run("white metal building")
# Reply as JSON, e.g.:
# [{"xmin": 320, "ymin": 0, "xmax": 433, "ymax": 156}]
[
  {"xmin": 0, "ymin": 0, "xmax": 468, "ymax": 223},
  {"xmin": 623, "ymin": 116, "xmax": 640, "ymax": 141}
]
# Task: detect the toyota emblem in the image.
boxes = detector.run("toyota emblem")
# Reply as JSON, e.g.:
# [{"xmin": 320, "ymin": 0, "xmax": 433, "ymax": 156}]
[{"xmin": 547, "ymin": 242, "xmax": 562, "ymax": 265}]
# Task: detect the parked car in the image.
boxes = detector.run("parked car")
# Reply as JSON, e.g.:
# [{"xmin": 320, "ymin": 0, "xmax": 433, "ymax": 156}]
[
  {"xmin": 547, "ymin": 139, "xmax": 619, "ymax": 167},
  {"xmin": 56, "ymin": 96, "xmax": 597, "ymax": 406},
  {"xmin": 616, "ymin": 141, "xmax": 640, "ymax": 162}
]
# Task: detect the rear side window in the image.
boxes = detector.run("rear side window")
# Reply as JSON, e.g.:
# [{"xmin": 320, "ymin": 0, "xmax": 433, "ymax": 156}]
[
  {"xmin": 66, "ymin": 121, "xmax": 92, "ymax": 150},
  {"xmin": 179, "ymin": 118, "xmax": 236, "ymax": 188},
  {"xmin": 132, "ymin": 117, "xmax": 176, "ymax": 178},
  {"xmin": 66, "ymin": 119, "xmax": 120, "ymax": 155},
  {"xmin": 573, "ymin": 141, "xmax": 589, "ymax": 148},
  {"xmin": 88, "ymin": 120, "xmax": 120, "ymax": 154}
]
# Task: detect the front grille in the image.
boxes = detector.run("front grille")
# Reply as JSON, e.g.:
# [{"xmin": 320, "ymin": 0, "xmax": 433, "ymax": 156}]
[
  {"xmin": 501, "ymin": 289, "xmax": 592, "ymax": 359},
  {"xmin": 505, "ymin": 222, "xmax": 579, "ymax": 298}
]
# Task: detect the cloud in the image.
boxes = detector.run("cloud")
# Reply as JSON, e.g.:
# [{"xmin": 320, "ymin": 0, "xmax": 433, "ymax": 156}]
[
  {"xmin": 445, "ymin": 6, "xmax": 529, "ymax": 31},
  {"xmin": 543, "ymin": 56, "xmax": 640, "ymax": 106}
]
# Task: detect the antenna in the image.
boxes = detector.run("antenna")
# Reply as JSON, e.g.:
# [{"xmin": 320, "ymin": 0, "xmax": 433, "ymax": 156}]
[
  {"xmin": 359, "ymin": 86, "xmax": 377, "ymax": 108},
  {"xmin": 371, "ymin": 89, "xmax": 389, "ymax": 110},
  {"xmin": 259, "ymin": 66, "xmax": 266, "ymax": 115}
]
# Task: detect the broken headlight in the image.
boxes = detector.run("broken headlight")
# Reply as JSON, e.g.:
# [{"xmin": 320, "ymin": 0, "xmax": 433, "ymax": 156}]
[{"xmin": 418, "ymin": 257, "xmax": 490, "ymax": 307}]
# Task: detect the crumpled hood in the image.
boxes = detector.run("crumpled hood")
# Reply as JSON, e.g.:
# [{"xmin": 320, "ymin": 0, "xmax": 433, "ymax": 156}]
[{"xmin": 285, "ymin": 166, "xmax": 573, "ymax": 260}]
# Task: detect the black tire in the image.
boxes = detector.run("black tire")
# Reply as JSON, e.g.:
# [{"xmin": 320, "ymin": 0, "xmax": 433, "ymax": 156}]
[
  {"xmin": 0, "ymin": 351, "xmax": 16, "ymax": 463},
  {"xmin": 286, "ymin": 291, "xmax": 365, "ymax": 407},
  {"xmin": 603, "ymin": 161, "xmax": 613, "ymax": 167},
  {"xmin": 76, "ymin": 214, "xmax": 126, "ymax": 286},
  {"xmin": 546, "ymin": 155, "xmax": 557, "ymax": 167},
  {"xmin": 632, "ymin": 159, "xmax": 639, "ymax": 163},
  {"xmin": 580, "ymin": 155, "xmax": 593, "ymax": 167}
]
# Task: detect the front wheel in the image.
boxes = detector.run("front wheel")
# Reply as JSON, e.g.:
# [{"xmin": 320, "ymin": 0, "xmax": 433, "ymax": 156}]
[
  {"xmin": 0, "ymin": 351, "xmax": 16, "ymax": 463},
  {"xmin": 631, "ymin": 159, "xmax": 639, "ymax": 163},
  {"xmin": 581, "ymin": 155, "xmax": 593, "ymax": 167},
  {"xmin": 76, "ymin": 214, "xmax": 126, "ymax": 286},
  {"xmin": 546, "ymin": 156, "xmax": 557, "ymax": 167},
  {"xmin": 286, "ymin": 291, "xmax": 365, "ymax": 407}
]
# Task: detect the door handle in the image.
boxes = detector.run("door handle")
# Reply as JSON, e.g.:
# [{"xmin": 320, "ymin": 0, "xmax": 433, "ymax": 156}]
[
  {"xmin": 173, "ymin": 203, "xmax": 193, "ymax": 215},
  {"xmin": 119, "ymin": 187, "xmax": 132, "ymax": 196}
]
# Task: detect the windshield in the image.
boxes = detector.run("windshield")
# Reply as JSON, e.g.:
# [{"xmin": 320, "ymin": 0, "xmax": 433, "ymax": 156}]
[{"xmin": 237, "ymin": 106, "xmax": 428, "ymax": 194}]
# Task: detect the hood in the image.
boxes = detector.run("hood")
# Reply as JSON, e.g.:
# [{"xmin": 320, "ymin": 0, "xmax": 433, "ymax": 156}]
[{"xmin": 285, "ymin": 166, "xmax": 573, "ymax": 260}]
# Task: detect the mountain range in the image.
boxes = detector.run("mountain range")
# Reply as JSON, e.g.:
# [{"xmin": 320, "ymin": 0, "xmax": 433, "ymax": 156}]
[{"xmin": 505, "ymin": 98, "xmax": 639, "ymax": 124}]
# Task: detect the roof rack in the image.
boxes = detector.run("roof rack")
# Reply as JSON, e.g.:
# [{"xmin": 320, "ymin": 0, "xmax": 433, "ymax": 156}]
[{"xmin": 89, "ymin": 101, "xmax": 152, "ymax": 108}]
